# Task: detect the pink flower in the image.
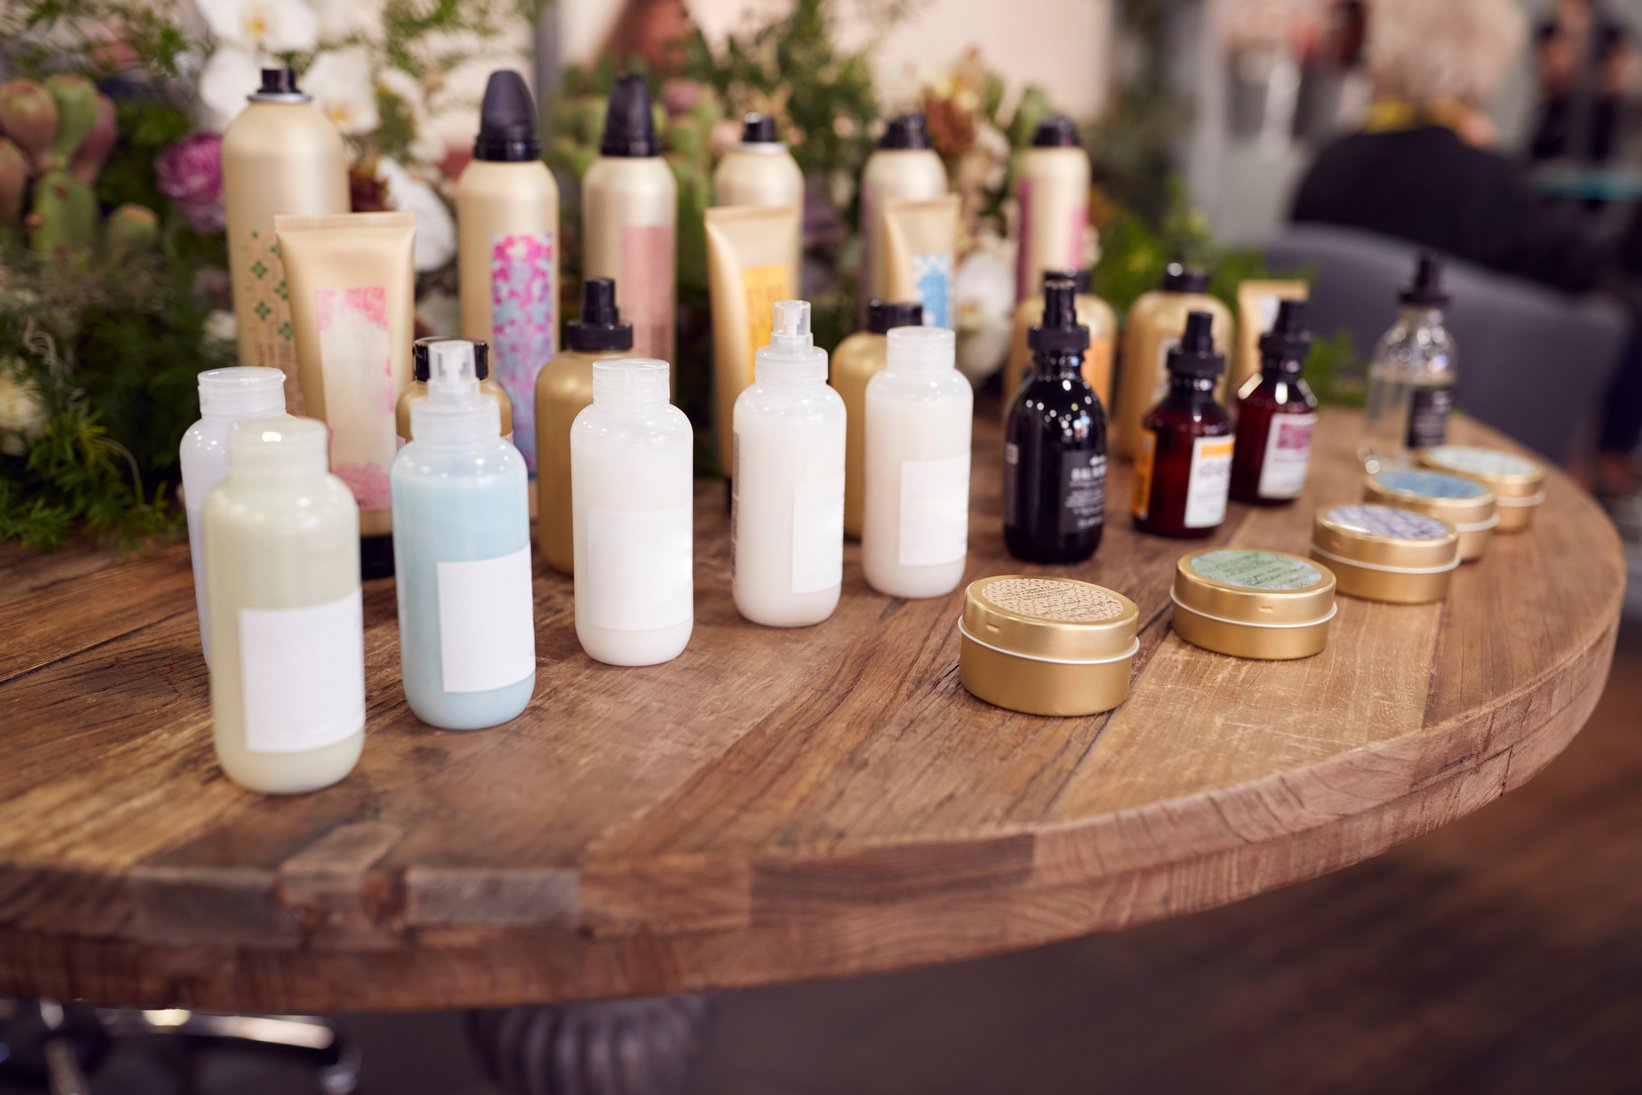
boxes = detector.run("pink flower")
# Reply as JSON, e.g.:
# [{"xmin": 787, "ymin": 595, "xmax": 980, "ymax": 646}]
[{"xmin": 156, "ymin": 133, "xmax": 225, "ymax": 233}]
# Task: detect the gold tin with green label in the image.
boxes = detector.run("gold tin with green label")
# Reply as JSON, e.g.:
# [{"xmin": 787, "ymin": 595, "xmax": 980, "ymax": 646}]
[
  {"xmin": 1310, "ymin": 504, "xmax": 1460, "ymax": 604},
  {"xmin": 1417, "ymin": 445, "xmax": 1546, "ymax": 532},
  {"xmin": 1170, "ymin": 548, "xmax": 1337, "ymax": 660},
  {"xmin": 958, "ymin": 575, "xmax": 1139, "ymax": 717},
  {"xmin": 1363, "ymin": 469, "xmax": 1497, "ymax": 562}
]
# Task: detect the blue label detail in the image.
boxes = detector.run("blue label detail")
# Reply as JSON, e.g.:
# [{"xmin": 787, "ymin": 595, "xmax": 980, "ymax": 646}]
[
  {"xmin": 1376, "ymin": 469, "xmax": 1488, "ymax": 499},
  {"xmin": 1327, "ymin": 504, "xmax": 1450, "ymax": 540},
  {"xmin": 913, "ymin": 252, "xmax": 953, "ymax": 329}
]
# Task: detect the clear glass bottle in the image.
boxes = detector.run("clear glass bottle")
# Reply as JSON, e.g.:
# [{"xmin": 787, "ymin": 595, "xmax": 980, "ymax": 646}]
[{"xmin": 1360, "ymin": 251, "xmax": 1456, "ymax": 473}]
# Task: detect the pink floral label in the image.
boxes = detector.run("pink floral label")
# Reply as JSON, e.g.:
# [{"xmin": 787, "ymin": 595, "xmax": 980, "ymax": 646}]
[
  {"xmin": 621, "ymin": 224, "xmax": 675, "ymax": 362},
  {"xmin": 490, "ymin": 232, "xmax": 555, "ymax": 471},
  {"xmin": 316, "ymin": 286, "xmax": 395, "ymax": 513},
  {"xmin": 1066, "ymin": 203, "xmax": 1087, "ymax": 269}
]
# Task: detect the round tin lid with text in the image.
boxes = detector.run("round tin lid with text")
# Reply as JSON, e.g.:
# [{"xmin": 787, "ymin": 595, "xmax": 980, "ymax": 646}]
[
  {"xmin": 1418, "ymin": 444, "xmax": 1546, "ymax": 500},
  {"xmin": 1312, "ymin": 504, "xmax": 1460, "ymax": 570},
  {"xmin": 1364, "ymin": 469, "xmax": 1496, "ymax": 530},
  {"xmin": 962, "ymin": 576, "xmax": 1138, "ymax": 663},
  {"xmin": 1172, "ymin": 548, "xmax": 1336, "ymax": 627}
]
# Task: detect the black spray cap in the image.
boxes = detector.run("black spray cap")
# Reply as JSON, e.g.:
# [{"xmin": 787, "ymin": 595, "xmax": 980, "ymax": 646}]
[
  {"xmin": 600, "ymin": 74, "xmax": 660, "ymax": 157},
  {"xmin": 1161, "ymin": 262, "xmax": 1209, "ymax": 294},
  {"xmin": 474, "ymin": 70, "xmax": 541, "ymax": 161},
  {"xmin": 260, "ymin": 67, "xmax": 299, "ymax": 95},
  {"xmin": 866, "ymin": 299, "xmax": 924, "ymax": 334},
  {"xmin": 1166, "ymin": 311, "xmax": 1224, "ymax": 378},
  {"xmin": 413, "ymin": 336, "xmax": 491, "ymax": 381},
  {"xmin": 741, "ymin": 112, "xmax": 777, "ymax": 144},
  {"xmin": 879, "ymin": 114, "xmax": 931, "ymax": 150},
  {"xmin": 1259, "ymin": 299, "xmax": 1311, "ymax": 369},
  {"xmin": 1028, "ymin": 276, "xmax": 1091, "ymax": 355},
  {"xmin": 1032, "ymin": 115, "xmax": 1081, "ymax": 148},
  {"xmin": 566, "ymin": 278, "xmax": 634, "ymax": 352},
  {"xmin": 1399, "ymin": 250, "xmax": 1449, "ymax": 306},
  {"xmin": 1043, "ymin": 268, "xmax": 1091, "ymax": 295}
]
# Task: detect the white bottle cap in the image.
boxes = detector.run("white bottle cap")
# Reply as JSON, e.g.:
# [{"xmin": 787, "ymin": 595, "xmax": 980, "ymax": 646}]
[
  {"xmin": 755, "ymin": 299, "xmax": 828, "ymax": 382},
  {"xmin": 886, "ymin": 326, "xmax": 956, "ymax": 374},
  {"xmin": 198, "ymin": 366, "xmax": 286, "ymax": 418},
  {"xmin": 227, "ymin": 416, "xmax": 329, "ymax": 478},
  {"xmin": 592, "ymin": 358, "xmax": 671, "ymax": 405},
  {"xmin": 410, "ymin": 339, "xmax": 501, "ymax": 441}
]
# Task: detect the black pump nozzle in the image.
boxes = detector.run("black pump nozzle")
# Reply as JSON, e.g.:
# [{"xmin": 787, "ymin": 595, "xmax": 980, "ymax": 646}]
[
  {"xmin": 566, "ymin": 278, "xmax": 634, "ymax": 352},
  {"xmin": 413, "ymin": 336, "xmax": 491, "ymax": 382},
  {"xmin": 475, "ymin": 70, "xmax": 541, "ymax": 161},
  {"xmin": 1399, "ymin": 250, "xmax": 1448, "ymax": 307},
  {"xmin": 879, "ymin": 114, "xmax": 931, "ymax": 150},
  {"xmin": 1032, "ymin": 115, "xmax": 1081, "ymax": 148},
  {"xmin": 741, "ymin": 112, "xmax": 777, "ymax": 144},
  {"xmin": 1161, "ymin": 262, "xmax": 1210, "ymax": 294},
  {"xmin": 1258, "ymin": 299, "xmax": 1311, "ymax": 369},
  {"xmin": 866, "ymin": 299, "xmax": 923, "ymax": 334},
  {"xmin": 1028, "ymin": 276, "xmax": 1091, "ymax": 356},
  {"xmin": 1166, "ymin": 311, "xmax": 1224, "ymax": 379},
  {"xmin": 600, "ymin": 74, "xmax": 660, "ymax": 158},
  {"xmin": 259, "ymin": 67, "xmax": 299, "ymax": 95}
]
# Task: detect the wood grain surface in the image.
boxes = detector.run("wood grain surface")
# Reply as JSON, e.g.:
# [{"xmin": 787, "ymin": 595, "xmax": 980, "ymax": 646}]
[{"xmin": 0, "ymin": 407, "xmax": 1623, "ymax": 1012}]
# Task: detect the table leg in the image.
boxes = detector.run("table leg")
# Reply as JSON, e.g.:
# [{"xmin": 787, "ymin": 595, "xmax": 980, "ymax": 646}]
[{"xmin": 466, "ymin": 994, "xmax": 712, "ymax": 1095}]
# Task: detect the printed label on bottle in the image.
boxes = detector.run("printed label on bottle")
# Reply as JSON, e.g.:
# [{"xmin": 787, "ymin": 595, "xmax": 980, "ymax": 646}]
[
  {"xmin": 913, "ymin": 252, "xmax": 953, "ymax": 329},
  {"xmin": 1131, "ymin": 429, "xmax": 1157, "ymax": 520},
  {"xmin": 899, "ymin": 454, "xmax": 970, "ymax": 566},
  {"xmin": 1003, "ymin": 440, "xmax": 1021, "ymax": 526},
  {"xmin": 1066, "ymin": 203, "xmax": 1088, "ymax": 269},
  {"xmin": 490, "ymin": 231, "xmax": 556, "ymax": 472},
  {"xmin": 316, "ymin": 286, "xmax": 396, "ymax": 514},
  {"xmin": 1405, "ymin": 386, "xmax": 1454, "ymax": 449},
  {"xmin": 237, "ymin": 229, "xmax": 298, "ymax": 381},
  {"xmin": 742, "ymin": 263, "xmax": 790, "ymax": 383},
  {"xmin": 621, "ymin": 223, "xmax": 676, "ymax": 361},
  {"xmin": 1326, "ymin": 504, "xmax": 1450, "ymax": 540},
  {"xmin": 436, "ymin": 545, "xmax": 536, "ymax": 693},
  {"xmin": 1190, "ymin": 549, "xmax": 1324, "ymax": 590},
  {"xmin": 791, "ymin": 476, "xmax": 845, "ymax": 594},
  {"xmin": 1184, "ymin": 435, "xmax": 1235, "ymax": 528},
  {"xmin": 586, "ymin": 505, "xmax": 694, "ymax": 630},
  {"xmin": 1426, "ymin": 445, "xmax": 1537, "ymax": 478},
  {"xmin": 1060, "ymin": 451, "xmax": 1106, "ymax": 536},
  {"xmin": 1376, "ymin": 469, "xmax": 1488, "ymax": 499},
  {"xmin": 239, "ymin": 590, "xmax": 365, "ymax": 755},
  {"xmin": 1257, "ymin": 412, "xmax": 1317, "ymax": 499}
]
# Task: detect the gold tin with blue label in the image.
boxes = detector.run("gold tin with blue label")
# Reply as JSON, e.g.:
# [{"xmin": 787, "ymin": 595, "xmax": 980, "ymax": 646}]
[
  {"xmin": 1170, "ymin": 548, "xmax": 1337, "ymax": 660},
  {"xmin": 1418, "ymin": 445, "xmax": 1545, "ymax": 532},
  {"xmin": 1310, "ymin": 504, "xmax": 1460, "ymax": 604},
  {"xmin": 1364, "ymin": 468, "xmax": 1497, "ymax": 561}
]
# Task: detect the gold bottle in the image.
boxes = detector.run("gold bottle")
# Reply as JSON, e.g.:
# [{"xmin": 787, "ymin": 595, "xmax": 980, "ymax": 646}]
[
  {"xmin": 831, "ymin": 300, "xmax": 924, "ymax": 540},
  {"xmin": 713, "ymin": 112, "xmax": 804, "ymax": 295},
  {"xmin": 398, "ymin": 337, "xmax": 514, "ymax": 445},
  {"xmin": 1002, "ymin": 269, "xmax": 1115, "ymax": 407},
  {"xmin": 1113, "ymin": 263, "xmax": 1234, "ymax": 460}
]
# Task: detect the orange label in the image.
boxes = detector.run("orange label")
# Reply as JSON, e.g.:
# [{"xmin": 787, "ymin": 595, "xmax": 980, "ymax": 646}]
[
  {"xmin": 1132, "ymin": 428, "xmax": 1157, "ymax": 520},
  {"xmin": 742, "ymin": 263, "xmax": 790, "ymax": 382}
]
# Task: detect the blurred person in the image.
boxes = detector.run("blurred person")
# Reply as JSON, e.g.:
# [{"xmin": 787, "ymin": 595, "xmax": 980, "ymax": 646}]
[{"xmin": 1530, "ymin": 0, "xmax": 1634, "ymax": 166}]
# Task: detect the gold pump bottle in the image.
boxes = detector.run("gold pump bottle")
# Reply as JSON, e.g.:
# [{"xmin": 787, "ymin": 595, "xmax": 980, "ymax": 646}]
[
  {"xmin": 1113, "ymin": 263, "xmax": 1233, "ymax": 460},
  {"xmin": 713, "ymin": 112, "xmax": 805, "ymax": 295},
  {"xmin": 1002, "ymin": 269, "xmax": 1115, "ymax": 406},
  {"xmin": 456, "ymin": 69, "xmax": 559, "ymax": 474},
  {"xmin": 832, "ymin": 300, "xmax": 924, "ymax": 539},
  {"xmin": 1013, "ymin": 116, "xmax": 1090, "ymax": 305},
  {"xmin": 221, "ymin": 66, "xmax": 350, "ymax": 414},
  {"xmin": 859, "ymin": 114, "xmax": 948, "ymax": 324},
  {"xmin": 397, "ymin": 337, "xmax": 514, "ymax": 445}
]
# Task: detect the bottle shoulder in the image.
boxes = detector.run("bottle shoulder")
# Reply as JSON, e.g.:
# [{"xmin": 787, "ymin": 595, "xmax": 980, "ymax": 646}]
[
  {"xmin": 207, "ymin": 474, "xmax": 359, "ymax": 530},
  {"xmin": 572, "ymin": 402, "xmax": 693, "ymax": 444},
  {"xmin": 736, "ymin": 380, "xmax": 846, "ymax": 421},
  {"xmin": 866, "ymin": 368, "xmax": 973, "ymax": 405},
  {"xmin": 393, "ymin": 437, "xmax": 526, "ymax": 483},
  {"xmin": 584, "ymin": 155, "xmax": 678, "ymax": 199}
]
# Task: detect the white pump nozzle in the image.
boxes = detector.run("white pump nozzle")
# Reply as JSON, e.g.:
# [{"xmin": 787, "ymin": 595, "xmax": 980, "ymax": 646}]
[
  {"xmin": 411, "ymin": 338, "xmax": 501, "ymax": 442},
  {"xmin": 428, "ymin": 339, "xmax": 480, "ymax": 405},
  {"xmin": 754, "ymin": 299, "xmax": 827, "ymax": 381}
]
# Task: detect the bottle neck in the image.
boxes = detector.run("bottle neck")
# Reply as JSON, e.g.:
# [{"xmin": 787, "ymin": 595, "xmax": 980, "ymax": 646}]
[
  {"xmin": 1166, "ymin": 374, "xmax": 1219, "ymax": 402},
  {"xmin": 1031, "ymin": 350, "xmax": 1083, "ymax": 377},
  {"xmin": 202, "ymin": 399, "xmax": 285, "ymax": 420},
  {"xmin": 1259, "ymin": 355, "xmax": 1304, "ymax": 379},
  {"xmin": 755, "ymin": 362, "xmax": 826, "ymax": 385},
  {"xmin": 1399, "ymin": 305, "xmax": 1445, "ymax": 328}
]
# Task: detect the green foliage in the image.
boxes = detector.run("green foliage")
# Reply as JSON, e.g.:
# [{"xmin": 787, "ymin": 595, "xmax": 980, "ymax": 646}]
[
  {"xmin": 1303, "ymin": 329, "xmax": 1366, "ymax": 408},
  {"xmin": 0, "ymin": 0, "xmax": 195, "ymax": 81},
  {"xmin": 1090, "ymin": 0, "xmax": 1194, "ymax": 224}
]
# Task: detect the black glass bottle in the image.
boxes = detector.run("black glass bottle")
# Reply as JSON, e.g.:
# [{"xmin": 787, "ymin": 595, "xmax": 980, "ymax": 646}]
[{"xmin": 1003, "ymin": 276, "xmax": 1108, "ymax": 563}]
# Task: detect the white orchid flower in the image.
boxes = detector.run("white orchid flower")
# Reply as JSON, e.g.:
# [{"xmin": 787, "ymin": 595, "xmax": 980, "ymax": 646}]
[
  {"xmin": 196, "ymin": 45, "xmax": 268, "ymax": 131},
  {"xmin": 198, "ymin": 0, "xmax": 319, "ymax": 54},
  {"xmin": 377, "ymin": 157, "xmax": 456, "ymax": 271},
  {"xmin": 305, "ymin": 46, "xmax": 380, "ymax": 135}
]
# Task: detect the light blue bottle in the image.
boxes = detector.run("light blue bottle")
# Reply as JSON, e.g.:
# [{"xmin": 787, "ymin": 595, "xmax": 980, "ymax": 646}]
[{"xmin": 391, "ymin": 339, "xmax": 535, "ymax": 729}]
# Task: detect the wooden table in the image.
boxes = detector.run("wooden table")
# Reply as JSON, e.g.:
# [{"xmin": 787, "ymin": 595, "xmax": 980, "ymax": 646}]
[{"xmin": 0, "ymin": 408, "xmax": 1624, "ymax": 1090}]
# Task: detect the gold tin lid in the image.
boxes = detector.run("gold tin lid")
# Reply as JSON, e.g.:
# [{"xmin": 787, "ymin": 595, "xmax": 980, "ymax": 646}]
[
  {"xmin": 1418, "ymin": 444, "xmax": 1546, "ymax": 504},
  {"xmin": 1363, "ymin": 469, "xmax": 1497, "ymax": 532},
  {"xmin": 1171, "ymin": 548, "xmax": 1336, "ymax": 627},
  {"xmin": 1311, "ymin": 504, "xmax": 1460, "ymax": 571},
  {"xmin": 961, "ymin": 575, "xmax": 1139, "ymax": 663}
]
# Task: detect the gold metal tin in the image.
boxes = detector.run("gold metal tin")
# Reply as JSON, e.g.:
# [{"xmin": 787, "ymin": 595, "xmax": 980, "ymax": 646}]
[
  {"xmin": 1310, "ymin": 504, "xmax": 1460, "ymax": 604},
  {"xmin": 1363, "ymin": 469, "xmax": 1497, "ymax": 561},
  {"xmin": 1418, "ymin": 445, "xmax": 1546, "ymax": 532},
  {"xmin": 1169, "ymin": 548, "xmax": 1336, "ymax": 660},
  {"xmin": 958, "ymin": 576, "xmax": 1139, "ymax": 717}
]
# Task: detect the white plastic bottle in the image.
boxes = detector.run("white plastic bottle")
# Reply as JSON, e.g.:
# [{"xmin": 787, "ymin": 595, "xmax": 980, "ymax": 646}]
[
  {"xmin": 862, "ymin": 327, "xmax": 973, "ymax": 598},
  {"xmin": 205, "ymin": 417, "xmax": 364, "ymax": 794},
  {"xmin": 571, "ymin": 359, "xmax": 694, "ymax": 665},
  {"xmin": 732, "ymin": 300, "xmax": 846, "ymax": 627},
  {"xmin": 181, "ymin": 366, "xmax": 287, "ymax": 664}
]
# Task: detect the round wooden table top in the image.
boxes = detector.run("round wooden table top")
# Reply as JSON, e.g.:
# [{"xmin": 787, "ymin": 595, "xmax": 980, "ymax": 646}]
[{"xmin": 0, "ymin": 408, "xmax": 1623, "ymax": 1013}]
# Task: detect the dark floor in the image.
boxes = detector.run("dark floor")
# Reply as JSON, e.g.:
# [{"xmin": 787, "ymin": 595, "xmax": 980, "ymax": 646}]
[{"xmin": 38, "ymin": 621, "xmax": 1642, "ymax": 1095}]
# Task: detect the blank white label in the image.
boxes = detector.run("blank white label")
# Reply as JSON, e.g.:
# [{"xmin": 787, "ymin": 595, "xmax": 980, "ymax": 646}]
[
  {"xmin": 1184, "ymin": 435, "xmax": 1234, "ymax": 529},
  {"xmin": 791, "ymin": 476, "xmax": 845, "ymax": 594},
  {"xmin": 239, "ymin": 591, "xmax": 365, "ymax": 755},
  {"xmin": 899, "ymin": 455, "xmax": 970, "ymax": 566},
  {"xmin": 436, "ymin": 545, "xmax": 536, "ymax": 693},
  {"xmin": 586, "ymin": 505, "xmax": 693, "ymax": 631}
]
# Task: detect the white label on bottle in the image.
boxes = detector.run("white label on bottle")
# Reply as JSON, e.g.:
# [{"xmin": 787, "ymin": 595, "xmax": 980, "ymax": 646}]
[
  {"xmin": 239, "ymin": 591, "xmax": 365, "ymax": 755},
  {"xmin": 436, "ymin": 546, "xmax": 536, "ymax": 693},
  {"xmin": 586, "ymin": 505, "xmax": 694, "ymax": 631},
  {"xmin": 791, "ymin": 476, "xmax": 845, "ymax": 594},
  {"xmin": 1184, "ymin": 435, "xmax": 1235, "ymax": 528},
  {"xmin": 900, "ymin": 454, "xmax": 970, "ymax": 566},
  {"xmin": 1257, "ymin": 412, "xmax": 1317, "ymax": 500}
]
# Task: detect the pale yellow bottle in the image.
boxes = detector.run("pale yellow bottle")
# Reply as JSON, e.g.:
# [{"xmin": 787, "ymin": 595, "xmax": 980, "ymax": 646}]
[
  {"xmin": 456, "ymin": 70, "xmax": 558, "ymax": 474},
  {"xmin": 221, "ymin": 66, "xmax": 350, "ymax": 414},
  {"xmin": 713, "ymin": 112, "xmax": 805, "ymax": 294},
  {"xmin": 1013, "ymin": 116, "xmax": 1091, "ymax": 304},
  {"xmin": 535, "ymin": 278, "xmax": 636, "ymax": 575},
  {"xmin": 583, "ymin": 74, "xmax": 677, "ymax": 366},
  {"xmin": 1114, "ymin": 263, "xmax": 1234, "ymax": 460},
  {"xmin": 397, "ymin": 337, "xmax": 514, "ymax": 445},
  {"xmin": 1002, "ymin": 269, "xmax": 1115, "ymax": 407},
  {"xmin": 205, "ymin": 417, "xmax": 365, "ymax": 795},
  {"xmin": 832, "ymin": 300, "xmax": 924, "ymax": 540},
  {"xmin": 859, "ymin": 114, "xmax": 948, "ymax": 324}
]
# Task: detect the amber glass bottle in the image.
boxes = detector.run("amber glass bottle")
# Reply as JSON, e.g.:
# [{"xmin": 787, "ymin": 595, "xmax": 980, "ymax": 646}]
[
  {"xmin": 1231, "ymin": 299, "xmax": 1318, "ymax": 505},
  {"xmin": 1132, "ymin": 311, "xmax": 1233, "ymax": 538},
  {"xmin": 1003, "ymin": 276, "xmax": 1107, "ymax": 563}
]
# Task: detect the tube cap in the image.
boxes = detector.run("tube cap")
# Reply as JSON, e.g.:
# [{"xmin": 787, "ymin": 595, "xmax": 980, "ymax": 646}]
[
  {"xmin": 249, "ymin": 67, "xmax": 310, "ymax": 103},
  {"xmin": 474, "ymin": 70, "xmax": 541, "ymax": 161},
  {"xmin": 1399, "ymin": 250, "xmax": 1449, "ymax": 307},
  {"xmin": 866, "ymin": 299, "xmax": 924, "ymax": 334},
  {"xmin": 1161, "ymin": 262, "xmax": 1209, "ymax": 294},
  {"xmin": 411, "ymin": 339, "xmax": 501, "ymax": 441},
  {"xmin": 1166, "ymin": 311, "xmax": 1224, "ymax": 379},
  {"xmin": 886, "ymin": 326, "xmax": 956, "ymax": 373},
  {"xmin": 566, "ymin": 278, "xmax": 635, "ymax": 352},
  {"xmin": 198, "ymin": 366, "xmax": 286, "ymax": 418},
  {"xmin": 741, "ymin": 112, "xmax": 777, "ymax": 144},
  {"xmin": 1258, "ymin": 299, "xmax": 1311, "ymax": 370},
  {"xmin": 1027, "ymin": 276, "xmax": 1091, "ymax": 356},
  {"xmin": 754, "ymin": 300, "xmax": 828, "ymax": 381},
  {"xmin": 1032, "ymin": 115, "xmax": 1081, "ymax": 148},
  {"xmin": 879, "ymin": 114, "xmax": 931, "ymax": 150},
  {"xmin": 1043, "ymin": 268, "xmax": 1091, "ymax": 295},
  {"xmin": 600, "ymin": 74, "xmax": 660, "ymax": 157}
]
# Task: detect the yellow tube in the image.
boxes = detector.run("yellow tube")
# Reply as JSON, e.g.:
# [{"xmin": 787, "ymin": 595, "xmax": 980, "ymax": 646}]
[{"xmin": 881, "ymin": 194, "xmax": 960, "ymax": 329}]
